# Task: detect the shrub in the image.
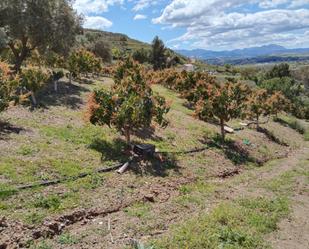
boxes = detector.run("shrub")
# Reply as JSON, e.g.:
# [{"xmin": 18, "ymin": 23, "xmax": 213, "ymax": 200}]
[
  {"xmin": 20, "ymin": 66, "xmax": 50, "ymax": 106},
  {"xmin": 0, "ymin": 61, "xmax": 19, "ymax": 111}
]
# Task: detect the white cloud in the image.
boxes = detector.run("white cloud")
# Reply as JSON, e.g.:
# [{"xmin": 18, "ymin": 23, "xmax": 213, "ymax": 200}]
[
  {"xmin": 83, "ymin": 16, "xmax": 113, "ymax": 30},
  {"xmin": 74, "ymin": 0, "xmax": 124, "ymax": 15},
  {"xmin": 132, "ymin": 0, "xmax": 162, "ymax": 11},
  {"xmin": 133, "ymin": 14, "xmax": 147, "ymax": 20},
  {"xmin": 153, "ymin": 0, "xmax": 309, "ymax": 49}
]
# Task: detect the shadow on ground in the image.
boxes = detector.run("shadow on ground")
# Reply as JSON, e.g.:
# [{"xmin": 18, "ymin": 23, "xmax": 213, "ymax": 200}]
[
  {"xmin": 89, "ymin": 138, "xmax": 179, "ymax": 177},
  {"xmin": 200, "ymin": 135, "xmax": 257, "ymax": 165},
  {"xmin": 0, "ymin": 120, "xmax": 26, "ymax": 140},
  {"xmin": 130, "ymin": 152, "xmax": 179, "ymax": 177},
  {"xmin": 37, "ymin": 80, "xmax": 89, "ymax": 110},
  {"xmin": 133, "ymin": 126, "xmax": 164, "ymax": 142},
  {"xmin": 257, "ymin": 126, "xmax": 288, "ymax": 146}
]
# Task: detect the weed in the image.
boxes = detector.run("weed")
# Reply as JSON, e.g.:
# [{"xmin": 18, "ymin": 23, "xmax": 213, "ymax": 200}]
[
  {"xmin": 58, "ymin": 233, "xmax": 79, "ymax": 245},
  {"xmin": 17, "ymin": 145, "xmax": 38, "ymax": 156},
  {"xmin": 25, "ymin": 212, "xmax": 46, "ymax": 225},
  {"xmin": 33, "ymin": 195, "xmax": 61, "ymax": 210},
  {"xmin": 124, "ymin": 202, "xmax": 151, "ymax": 219},
  {"xmin": 0, "ymin": 184, "xmax": 17, "ymax": 200}
]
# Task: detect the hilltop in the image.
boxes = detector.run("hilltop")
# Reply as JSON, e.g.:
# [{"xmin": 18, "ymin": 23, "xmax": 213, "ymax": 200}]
[{"xmin": 79, "ymin": 29, "xmax": 186, "ymax": 61}]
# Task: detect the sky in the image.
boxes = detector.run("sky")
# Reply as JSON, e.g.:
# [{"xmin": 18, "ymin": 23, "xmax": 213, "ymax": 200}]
[{"xmin": 73, "ymin": 0, "xmax": 309, "ymax": 51}]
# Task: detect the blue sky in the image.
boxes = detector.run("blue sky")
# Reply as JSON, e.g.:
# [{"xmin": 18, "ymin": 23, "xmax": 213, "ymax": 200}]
[{"xmin": 73, "ymin": 0, "xmax": 309, "ymax": 51}]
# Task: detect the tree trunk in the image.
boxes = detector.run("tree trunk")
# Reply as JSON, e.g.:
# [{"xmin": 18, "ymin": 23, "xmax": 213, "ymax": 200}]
[
  {"xmin": 30, "ymin": 92, "xmax": 37, "ymax": 106},
  {"xmin": 69, "ymin": 73, "xmax": 72, "ymax": 84},
  {"xmin": 54, "ymin": 80, "xmax": 58, "ymax": 92},
  {"xmin": 9, "ymin": 37, "xmax": 30, "ymax": 72},
  {"xmin": 124, "ymin": 126, "xmax": 131, "ymax": 145},
  {"xmin": 220, "ymin": 119, "xmax": 225, "ymax": 142},
  {"xmin": 256, "ymin": 114, "xmax": 260, "ymax": 130}
]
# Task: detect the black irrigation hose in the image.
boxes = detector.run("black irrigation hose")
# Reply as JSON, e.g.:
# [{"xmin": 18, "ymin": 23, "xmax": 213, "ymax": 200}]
[
  {"xmin": 156, "ymin": 146, "xmax": 209, "ymax": 155},
  {"xmin": 13, "ymin": 147, "xmax": 210, "ymax": 191},
  {"xmin": 16, "ymin": 162, "xmax": 125, "ymax": 190}
]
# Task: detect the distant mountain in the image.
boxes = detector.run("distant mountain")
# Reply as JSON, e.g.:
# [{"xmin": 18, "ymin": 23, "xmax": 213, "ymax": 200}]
[{"xmin": 176, "ymin": 44, "xmax": 309, "ymax": 65}]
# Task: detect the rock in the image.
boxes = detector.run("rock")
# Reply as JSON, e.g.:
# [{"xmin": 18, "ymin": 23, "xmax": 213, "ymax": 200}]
[
  {"xmin": 32, "ymin": 230, "xmax": 42, "ymax": 239},
  {"xmin": 144, "ymin": 194, "xmax": 155, "ymax": 202},
  {"xmin": 0, "ymin": 243, "xmax": 7, "ymax": 249}
]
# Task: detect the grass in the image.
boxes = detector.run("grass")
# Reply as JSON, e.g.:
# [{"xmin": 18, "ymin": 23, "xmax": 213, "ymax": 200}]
[
  {"xmin": 305, "ymin": 130, "xmax": 309, "ymax": 141},
  {"xmin": 274, "ymin": 115, "xmax": 309, "ymax": 140},
  {"xmin": 124, "ymin": 202, "xmax": 152, "ymax": 219},
  {"xmin": 153, "ymin": 197, "xmax": 289, "ymax": 249},
  {"xmin": 58, "ymin": 233, "xmax": 79, "ymax": 245}
]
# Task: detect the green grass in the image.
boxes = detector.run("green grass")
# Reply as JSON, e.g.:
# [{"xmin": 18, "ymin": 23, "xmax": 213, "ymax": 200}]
[
  {"xmin": 124, "ymin": 202, "xmax": 152, "ymax": 219},
  {"xmin": 275, "ymin": 116, "xmax": 306, "ymax": 134},
  {"xmin": 58, "ymin": 233, "xmax": 79, "ymax": 245},
  {"xmin": 153, "ymin": 197, "xmax": 289, "ymax": 249},
  {"xmin": 33, "ymin": 195, "xmax": 62, "ymax": 210},
  {"xmin": 305, "ymin": 130, "xmax": 309, "ymax": 141}
]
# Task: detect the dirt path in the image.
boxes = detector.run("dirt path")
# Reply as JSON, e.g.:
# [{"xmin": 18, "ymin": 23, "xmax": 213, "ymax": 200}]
[{"xmin": 267, "ymin": 146, "xmax": 309, "ymax": 249}]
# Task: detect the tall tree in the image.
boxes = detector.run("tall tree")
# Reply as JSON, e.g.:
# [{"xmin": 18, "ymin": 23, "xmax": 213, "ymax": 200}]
[
  {"xmin": 151, "ymin": 36, "xmax": 166, "ymax": 71},
  {"xmin": 0, "ymin": 0, "xmax": 82, "ymax": 71}
]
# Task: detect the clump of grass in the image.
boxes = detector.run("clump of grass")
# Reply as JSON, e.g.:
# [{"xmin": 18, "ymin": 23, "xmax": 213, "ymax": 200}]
[
  {"xmin": 33, "ymin": 195, "xmax": 61, "ymax": 210},
  {"xmin": 0, "ymin": 184, "xmax": 17, "ymax": 200},
  {"xmin": 153, "ymin": 197, "xmax": 289, "ymax": 249},
  {"xmin": 24, "ymin": 212, "xmax": 46, "ymax": 225},
  {"xmin": 17, "ymin": 145, "xmax": 39, "ymax": 156},
  {"xmin": 124, "ymin": 202, "xmax": 151, "ymax": 219},
  {"xmin": 58, "ymin": 233, "xmax": 79, "ymax": 245}
]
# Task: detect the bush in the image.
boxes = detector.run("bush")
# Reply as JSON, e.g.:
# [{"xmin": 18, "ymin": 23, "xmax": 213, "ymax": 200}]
[
  {"xmin": 20, "ymin": 66, "xmax": 50, "ymax": 105},
  {"xmin": 0, "ymin": 61, "xmax": 19, "ymax": 111}
]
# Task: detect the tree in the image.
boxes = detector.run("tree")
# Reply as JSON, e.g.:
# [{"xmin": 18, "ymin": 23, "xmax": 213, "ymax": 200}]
[
  {"xmin": 151, "ymin": 36, "xmax": 166, "ymax": 71},
  {"xmin": 195, "ymin": 82, "xmax": 249, "ymax": 141},
  {"xmin": 259, "ymin": 77, "xmax": 301, "ymax": 100},
  {"xmin": 67, "ymin": 49, "xmax": 101, "ymax": 82},
  {"xmin": 51, "ymin": 69, "xmax": 64, "ymax": 92},
  {"xmin": 0, "ymin": 61, "xmax": 19, "ymax": 111},
  {"xmin": 132, "ymin": 48, "xmax": 150, "ymax": 64},
  {"xmin": 89, "ymin": 39, "xmax": 112, "ymax": 63},
  {"xmin": 265, "ymin": 63, "xmax": 291, "ymax": 79},
  {"xmin": 20, "ymin": 67, "xmax": 50, "ymax": 106},
  {"xmin": 0, "ymin": 0, "xmax": 82, "ymax": 71},
  {"xmin": 246, "ymin": 89, "xmax": 272, "ymax": 129},
  {"xmin": 86, "ymin": 59, "xmax": 170, "ymax": 144}
]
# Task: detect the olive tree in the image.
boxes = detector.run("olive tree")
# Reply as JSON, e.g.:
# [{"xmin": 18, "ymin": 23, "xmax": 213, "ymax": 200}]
[
  {"xmin": 87, "ymin": 59, "xmax": 170, "ymax": 144},
  {"xmin": 0, "ymin": 0, "xmax": 82, "ymax": 71}
]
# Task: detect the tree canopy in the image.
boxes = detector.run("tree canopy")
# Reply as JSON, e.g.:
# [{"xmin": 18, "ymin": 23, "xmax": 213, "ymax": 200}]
[
  {"xmin": 0, "ymin": 0, "xmax": 82, "ymax": 71},
  {"xmin": 151, "ymin": 36, "xmax": 166, "ymax": 71}
]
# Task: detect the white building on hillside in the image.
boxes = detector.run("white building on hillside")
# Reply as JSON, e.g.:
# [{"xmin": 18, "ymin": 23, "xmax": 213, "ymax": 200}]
[{"xmin": 183, "ymin": 64, "xmax": 195, "ymax": 72}]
